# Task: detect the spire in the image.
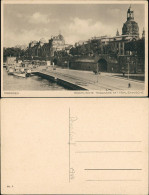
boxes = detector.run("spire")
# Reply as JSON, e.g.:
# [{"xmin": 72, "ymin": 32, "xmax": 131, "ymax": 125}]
[
  {"xmin": 127, "ymin": 5, "xmax": 134, "ymax": 21},
  {"xmin": 116, "ymin": 29, "xmax": 119, "ymax": 36},
  {"xmin": 129, "ymin": 4, "xmax": 132, "ymax": 10}
]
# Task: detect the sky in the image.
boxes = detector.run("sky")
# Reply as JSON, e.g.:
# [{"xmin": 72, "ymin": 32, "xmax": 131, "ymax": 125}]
[{"xmin": 3, "ymin": 3, "xmax": 145, "ymax": 47}]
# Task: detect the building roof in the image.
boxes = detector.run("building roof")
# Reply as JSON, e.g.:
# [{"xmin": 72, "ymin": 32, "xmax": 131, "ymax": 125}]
[{"xmin": 122, "ymin": 20, "xmax": 139, "ymax": 36}]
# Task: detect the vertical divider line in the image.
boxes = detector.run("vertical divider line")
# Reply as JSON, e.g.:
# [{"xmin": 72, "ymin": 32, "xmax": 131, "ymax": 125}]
[{"xmin": 69, "ymin": 107, "xmax": 70, "ymax": 182}]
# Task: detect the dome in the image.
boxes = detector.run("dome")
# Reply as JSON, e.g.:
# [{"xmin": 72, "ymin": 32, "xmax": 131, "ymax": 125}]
[
  {"xmin": 58, "ymin": 34, "xmax": 64, "ymax": 40},
  {"xmin": 122, "ymin": 20, "xmax": 139, "ymax": 36},
  {"xmin": 122, "ymin": 6, "xmax": 139, "ymax": 36}
]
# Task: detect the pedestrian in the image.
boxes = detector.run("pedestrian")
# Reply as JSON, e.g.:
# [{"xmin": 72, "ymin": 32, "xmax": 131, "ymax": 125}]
[{"xmin": 128, "ymin": 83, "xmax": 131, "ymax": 88}]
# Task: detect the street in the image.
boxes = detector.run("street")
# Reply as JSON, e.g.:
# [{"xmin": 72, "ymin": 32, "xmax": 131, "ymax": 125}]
[{"xmin": 38, "ymin": 66, "xmax": 144, "ymax": 91}]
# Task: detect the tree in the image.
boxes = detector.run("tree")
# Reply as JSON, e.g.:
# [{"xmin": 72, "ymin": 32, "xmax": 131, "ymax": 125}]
[
  {"xmin": 3, "ymin": 47, "xmax": 25, "ymax": 62},
  {"xmin": 70, "ymin": 47, "xmax": 78, "ymax": 56},
  {"xmin": 124, "ymin": 39, "xmax": 145, "ymax": 58}
]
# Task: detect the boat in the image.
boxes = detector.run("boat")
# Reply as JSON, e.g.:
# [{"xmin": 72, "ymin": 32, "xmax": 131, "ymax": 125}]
[
  {"xmin": 13, "ymin": 67, "xmax": 27, "ymax": 78},
  {"xmin": 3, "ymin": 63, "xmax": 7, "ymax": 68},
  {"xmin": 13, "ymin": 72, "xmax": 26, "ymax": 78},
  {"xmin": 26, "ymin": 69, "xmax": 32, "ymax": 77},
  {"xmin": 8, "ymin": 67, "xmax": 14, "ymax": 75}
]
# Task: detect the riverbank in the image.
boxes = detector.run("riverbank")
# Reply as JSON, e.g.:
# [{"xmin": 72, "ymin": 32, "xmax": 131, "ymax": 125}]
[{"xmin": 32, "ymin": 66, "xmax": 145, "ymax": 91}]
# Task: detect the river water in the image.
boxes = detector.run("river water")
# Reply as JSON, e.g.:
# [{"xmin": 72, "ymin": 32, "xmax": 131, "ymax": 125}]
[{"xmin": 3, "ymin": 68, "xmax": 66, "ymax": 91}]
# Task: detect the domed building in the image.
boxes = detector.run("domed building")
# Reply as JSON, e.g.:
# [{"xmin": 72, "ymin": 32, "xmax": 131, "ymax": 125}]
[
  {"xmin": 122, "ymin": 6, "xmax": 139, "ymax": 37},
  {"xmin": 52, "ymin": 33, "xmax": 65, "ymax": 45},
  {"xmin": 57, "ymin": 34, "xmax": 64, "ymax": 41},
  {"xmin": 49, "ymin": 33, "xmax": 66, "ymax": 57}
]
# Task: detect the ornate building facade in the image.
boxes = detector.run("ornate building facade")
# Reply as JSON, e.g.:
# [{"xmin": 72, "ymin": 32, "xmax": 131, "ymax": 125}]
[
  {"xmin": 26, "ymin": 34, "xmax": 72, "ymax": 60},
  {"xmin": 49, "ymin": 34, "xmax": 66, "ymax": 57},
  {"xmin": 24, "ymin": 6, "xmax": 145, "ymax": 73},
  {"xmin": 63, "ymin": 6, "xmax": 145, "ymax": 73}
]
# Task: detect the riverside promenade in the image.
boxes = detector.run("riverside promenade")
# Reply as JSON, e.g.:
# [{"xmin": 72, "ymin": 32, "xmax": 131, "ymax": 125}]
[{"xmin": 32, "ymin": 66, "xmax": 144, "ymax": 91}]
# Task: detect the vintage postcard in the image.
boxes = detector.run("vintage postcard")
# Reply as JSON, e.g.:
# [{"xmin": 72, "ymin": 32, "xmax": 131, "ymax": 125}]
[
  {"xmin": 1, "ymin": 98, "xmax": 149, "ymax": 194},
  {"xmin": 1, "ymin": 0, "xmax": 148, "ymax": 97}
]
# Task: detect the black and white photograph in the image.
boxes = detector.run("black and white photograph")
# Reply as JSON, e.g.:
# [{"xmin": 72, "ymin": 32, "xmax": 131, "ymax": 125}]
[{"xmin": 1, "ymin": 0, "xmax": 148, "ymax": 97}]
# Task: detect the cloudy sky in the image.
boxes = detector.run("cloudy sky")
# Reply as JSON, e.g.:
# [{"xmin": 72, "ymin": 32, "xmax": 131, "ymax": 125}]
[{"xmin": 3, "ymin": 3, "xmax": 145, "ymax": 47}]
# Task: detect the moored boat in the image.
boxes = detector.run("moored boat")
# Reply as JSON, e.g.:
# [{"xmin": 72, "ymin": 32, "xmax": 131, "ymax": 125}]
[
  {"xmin": 3, "ymin": 63, "xmax": 7, "ymax": 68},
  {"xmin": 26, "ymin": 69, "xmax": 32, "ymax": 77},
  {"xmin": 13, "ymin": 72, "xmax": 26, "ymax": 78},
  {"xmin": 8, "ymin": 67, "xmax": 14, "ymax": 75}
]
